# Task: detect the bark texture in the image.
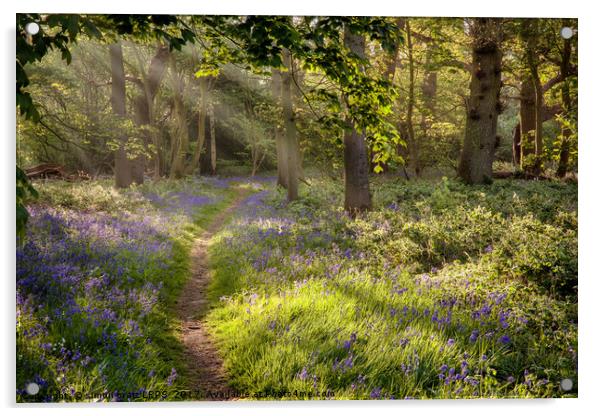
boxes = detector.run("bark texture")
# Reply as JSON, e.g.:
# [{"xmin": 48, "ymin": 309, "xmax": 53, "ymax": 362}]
[
  {"xmin": 342, "ymin": 26, "xmax": 372, "ymax": 213},
  {"xmin": 271, "ymin": 68, "xmax": 288, "ymax": 188},
  {"xmin": 209, "ymin": 103, "xmax": 216, "ymax": 175},
  {"xmin": 457, "ymin": 19, "xmax": 503, "ymax": 184},
  {"xmin": 405, "ymin": 20, "xmax": 420, "ymax": 177},
  {"xmin": 281, "ymin": 48, "xmax": 299, "ymax": 201},
  {"xmin": 110, "ymin": 42, "xmax": 132, "ymax": 189}
]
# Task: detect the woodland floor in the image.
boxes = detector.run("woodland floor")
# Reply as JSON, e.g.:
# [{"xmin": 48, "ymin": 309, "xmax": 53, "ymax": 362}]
[{"xmin": 16, "ymin": 174, "xmax": 577, "ymax": 401}]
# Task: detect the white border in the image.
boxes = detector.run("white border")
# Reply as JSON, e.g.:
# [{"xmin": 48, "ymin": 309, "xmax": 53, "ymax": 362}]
[{"xmin": 2, "ymin": 1, "xmax": 600, "ymax": 416}]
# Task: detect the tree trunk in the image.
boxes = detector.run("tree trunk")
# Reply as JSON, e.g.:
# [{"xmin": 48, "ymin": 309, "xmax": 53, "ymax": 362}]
[
  {"xmin": 512, "ymin": 123, "xmax": 521, "ymax": 166},
  {"xmin": 557, "ymin": 23, "xmax": 573, "ymax": 178},
  {"xmin": 343, "ymin": 26, "xmax": 372, "ymax": 213},
  {"xmin": 524, "ymin": 20, "xmax": 544, "ymax": 176},
  {"xmin": 209, "ymin": 103, "xmax": 216, "ymax": 175},
  {"xmin": 292, "ymin": 58, "xmax": 305, "ymax": 181},
  {"xmin": 405, "ymin": 20, "xmax": 420, "ymax": 177},
  {"xmin": 457, "ymin": 18, "xmax": 503, "ymax": 184},
  {"xmin": 281, "ymin": 48, "xmax": 299, "ymax": 201},
  {"xmin": 109, "ymin": 42, "xmax": 132, "ymax": 188},
  {"xmin": 384, "ymin": 18, "xmax": 403, "ymax": 82},
  {"xmin": 372, "ymin": 17, "xmax": 403, "ymax": 174},
  {"xmin": 188, "ymin": 76, "xmax": 209, "ymax": 174},
  {"xmin": 421, "ymin": 47, "xmax": 437, "ymax": 130},
  {"xmin": 271, "ymin": 68, "xmax": 288, "ymax": 188},
  {"xmin": 131, "ymin": 44, "xmax": 169, "ymax": 183},
  {"xmin": 519, "ymin": 76, "xmax": 536, "ymax": 170},
  {"xmin": 131, "ymin": 95, "xmax": 147, "ymax": 184},
  {"xmin": 168, "ymin": 55, "xmax": 187, "ymax": 179}
]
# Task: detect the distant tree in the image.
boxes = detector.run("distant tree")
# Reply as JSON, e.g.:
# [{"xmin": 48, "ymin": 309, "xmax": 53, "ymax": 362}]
[
  {"xmin": 194, "ymin": 16, "xmax": 401, "ymax": 209},
  {"xmin": 508, "ymin": 18, "xmax": 577, "ymax": 176},
  {"xmin": 521, "ymin": 19, "xmax": 546, "ymax": 176},
  {"xmin": 130, "ymin": 43, "xmax": 170, "ymax": 184},
  {"xmin": 109, "ymin": 42, "xmax": 133, "ymax": 188},
  {"xmin": 209, "ymin": 102, "xmax": 217, "ymax": 175},
  {"xmin": 188, "ymin": 74, "xmax": 211, "ymax": 176},
  {"xmin": 168, "ymin": 51, "xmax": 188, "ymax": 179},
  {"xmin": 16, "ymin": 14, "xmax": 195, "ymax": 235},
  {"xmin": 556, "ymin": 19, "xmax": 577, "ymax": 178}
]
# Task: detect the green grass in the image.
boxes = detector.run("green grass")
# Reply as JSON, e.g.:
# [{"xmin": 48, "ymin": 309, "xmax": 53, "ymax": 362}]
[
  {"xmin": 17, "ymin": 177, "xmax": 236, "ymax": 402},
  {"xmin": 205, "ymin": 175, "xmax": 577, "ymax": 400},
  {"xmin": 17, "ymin": 175, "xmax": 577, "ymax": 400}
]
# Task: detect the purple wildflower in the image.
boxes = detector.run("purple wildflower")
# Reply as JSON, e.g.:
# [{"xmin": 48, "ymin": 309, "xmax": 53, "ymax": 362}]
[
  {"xmin": 498, "ymin": 334, "xmax": 511, "ymax": 345},
  {"xmin": 370, "ymin": 387, "xmax": 382, "ymax": 399},
  {"xmin": 166, "ymin": 368, "xmax": 177, "ymax": 386}
]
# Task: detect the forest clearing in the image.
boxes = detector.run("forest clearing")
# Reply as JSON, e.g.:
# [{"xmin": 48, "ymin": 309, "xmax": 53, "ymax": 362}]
[{"xmin": 15, "ymin": 14, "xmax": 577, "ymax": 401}]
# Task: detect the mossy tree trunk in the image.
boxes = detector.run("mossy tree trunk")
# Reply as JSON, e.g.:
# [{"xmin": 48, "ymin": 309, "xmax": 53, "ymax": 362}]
[{"xmin": 458, "ymin": 18, "xmax": 503, "ymax": 185}]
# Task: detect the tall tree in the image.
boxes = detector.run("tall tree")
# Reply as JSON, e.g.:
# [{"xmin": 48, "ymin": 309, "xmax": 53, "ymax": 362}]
[
  {"xmin": 457, "ymin": 18, "xmax": 504, "ymax": 184},
  {"xmin": 16, "ymin": 13, "xmax": 195, "ymax": 236},
  {"xmin": 383, "ymin": 18, "xmax": 404, "ymax": 82},
  {"xmin": 404, "ymin": 20, "xmax": 419, "ymax": 177},
  {"xmin": 131, "ymin": 44, "xmax": 170, "ymax": 183},
  {"xmin": 109, "ymin": 42, "xmax": 132, "ymax": 188},
  {"xmin": 523, "ymin": 19, "xmax": 544, "ymax": 176},
  {"xmin": 420, "ymin": 47, "xmax": 437, "ymax": 131},
  {"xmin": 209, "ymin": 102, "xmax": 217, "ymax": 175},
  {"xmin": 518, "ymin": 75, "xmax": 536, "ymax": 169},
  {"xmin": 271, "ymin": 68, "xmax": 288, "ymax": 188},
  {"xmin": 511, "ymin": 19, "xmax": 577, "ymax": 174},
  {"xmin": 188, "ymin": 75, "xmax": 211, "ymax": 175},
  {"xmin": 342, "ymin": 26, "xmax": 372, "ymax": 213},
  {"xmin": 292, "ymin": 57, "xmax": 306, "ymax": 181},
  {"xmin": 281, "ymin": 48, "xmax": 299, "ymax": 201},
  {"xmin": 556, "ymin": 19, "xmax": 576, "ymax": 178},
  {"xmin": 168, "ymin": 52, "xmax": 188, "ymax": 179}
]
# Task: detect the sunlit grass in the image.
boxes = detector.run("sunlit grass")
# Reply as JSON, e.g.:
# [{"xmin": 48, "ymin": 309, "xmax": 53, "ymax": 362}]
[{"xmin": 205, "ymin": 176, "xmax": 577, "ymax": 400}]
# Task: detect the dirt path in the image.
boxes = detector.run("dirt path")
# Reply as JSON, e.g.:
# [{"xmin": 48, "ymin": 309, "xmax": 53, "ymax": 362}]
[{"xmin": 175, "ymin": 188, "xmax": 246, "ymax": 401}]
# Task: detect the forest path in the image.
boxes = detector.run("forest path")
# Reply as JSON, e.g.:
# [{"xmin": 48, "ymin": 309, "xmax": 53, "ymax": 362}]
[{"xmin": 175, "ymin": 187, "xmax": 246, "ymax": 401}]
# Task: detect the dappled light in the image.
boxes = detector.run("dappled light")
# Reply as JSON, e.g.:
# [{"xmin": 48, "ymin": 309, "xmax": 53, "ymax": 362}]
[{"xmin": 15, "ymin": 14, "xmax": 577, "ymax": 402}]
